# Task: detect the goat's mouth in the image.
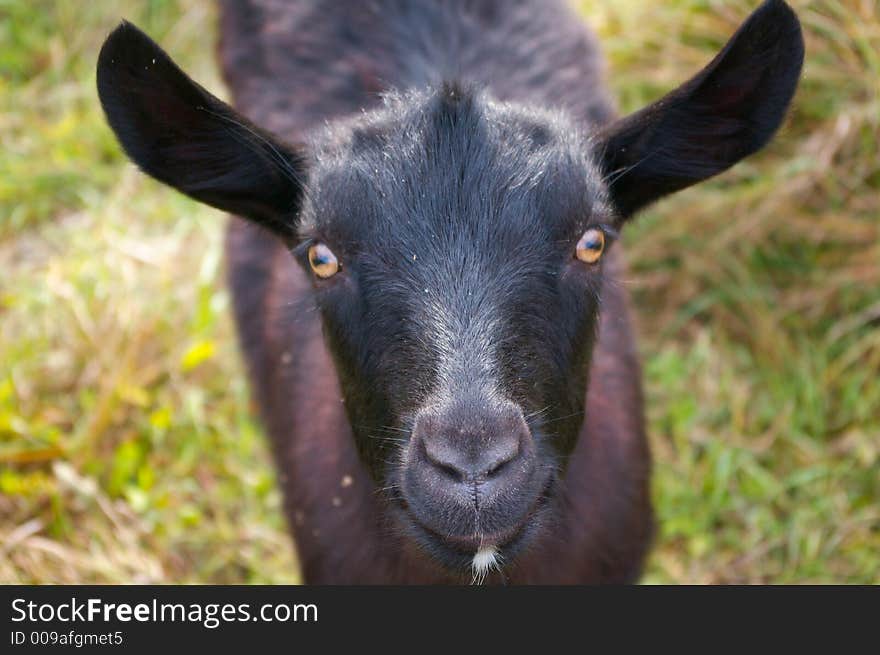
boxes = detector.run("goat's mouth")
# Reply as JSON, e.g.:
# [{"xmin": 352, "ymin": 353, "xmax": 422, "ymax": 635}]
[
  {"xmin": 406, "ymin": 515, "xmax": 534, "ymax": 582},
  {"xmin": 391, "ymin": 476, "xmax": 555, "ymax": 581}
]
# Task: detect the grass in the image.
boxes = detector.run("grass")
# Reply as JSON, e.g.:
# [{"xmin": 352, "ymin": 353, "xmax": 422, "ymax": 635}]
[{"xmin": 1, "ymin": 0, "xmax": 877, "ymax": 584}]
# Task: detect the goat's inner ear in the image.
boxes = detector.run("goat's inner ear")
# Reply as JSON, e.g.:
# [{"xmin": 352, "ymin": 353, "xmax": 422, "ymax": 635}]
[
  {"xmin": 596, "ymin": 0, "xmax": 804, "ymax": 220},
  {"xmin": 96, "ymin": 21, "xmax": 306, "ymax": 242}
]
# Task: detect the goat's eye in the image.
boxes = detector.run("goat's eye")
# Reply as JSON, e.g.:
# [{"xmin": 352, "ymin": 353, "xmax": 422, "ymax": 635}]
[
  {"xmin": 308, "ymin": 243, "xmax": 340, "ymax": 278},
  {"xmin": 576, "ymin": 228, "xmax": 605, "ymax": 264}
]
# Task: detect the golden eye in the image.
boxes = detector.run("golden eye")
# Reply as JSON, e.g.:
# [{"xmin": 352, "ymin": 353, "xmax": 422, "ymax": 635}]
[
  {"xmin": 576, "ymin": 228, "xmax": 605, "ymax": 264},
  {"xmin": 308, "ymin": 243, "xmax": 340, "ymax": 278}
]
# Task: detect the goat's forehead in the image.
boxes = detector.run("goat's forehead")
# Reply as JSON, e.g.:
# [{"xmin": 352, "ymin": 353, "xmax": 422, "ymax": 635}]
[{"xmin": 301, "ymin": 87, "xmax": 606, "ymax": 247}]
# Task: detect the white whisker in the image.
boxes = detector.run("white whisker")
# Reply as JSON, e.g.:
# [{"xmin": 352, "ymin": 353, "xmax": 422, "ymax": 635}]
[{"xmin": 470, "ymin": 545, "xmax": 500, "ymax": 585}]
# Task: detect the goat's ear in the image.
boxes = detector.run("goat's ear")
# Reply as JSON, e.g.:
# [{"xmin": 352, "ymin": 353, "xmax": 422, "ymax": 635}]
[
  {"xmin": 97, "ymin": 21, "xmax": 305, "ymax": 242},
  {"xmin": 596, "ymin": 0, "xmax": 804, "ymax": 220}
]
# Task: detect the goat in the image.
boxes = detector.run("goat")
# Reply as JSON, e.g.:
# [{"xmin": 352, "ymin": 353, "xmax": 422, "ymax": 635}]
[{"xmin": 96, "ymin": 0, "xmax": 804, "ymax": 583}]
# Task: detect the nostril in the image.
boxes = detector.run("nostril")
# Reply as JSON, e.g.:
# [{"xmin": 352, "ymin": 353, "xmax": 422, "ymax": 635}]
[
  {"xmin": 422, "ymin": 440, "xmax": 465, "ymax": 481},
  {"xmin": 485, "ymin": 457, "xmax": 510, "ymax": 479},
  {"xmin": 437, "ymin": 462, "xmax": 464, "ymax": 482},
  {"xmin": 484, "ymin": 442, "xmax": 520, "ymax": 478}
]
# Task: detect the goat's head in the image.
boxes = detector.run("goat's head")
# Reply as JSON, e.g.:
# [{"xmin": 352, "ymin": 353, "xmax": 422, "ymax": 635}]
[{"xmin": 97, "ymin": 0, "xmax": 803, "ymax": 576}]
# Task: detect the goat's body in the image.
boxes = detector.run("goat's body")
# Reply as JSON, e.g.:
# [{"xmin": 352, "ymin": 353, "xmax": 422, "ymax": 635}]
[{"xmin": 219, "ymin": 0, "xmax": 653, "ymax": 583}]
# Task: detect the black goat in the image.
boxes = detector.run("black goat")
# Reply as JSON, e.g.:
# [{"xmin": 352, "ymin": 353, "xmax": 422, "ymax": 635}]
[{"xmin": 96, "ymin": 0, "xmax": 804, "ymax": 583}]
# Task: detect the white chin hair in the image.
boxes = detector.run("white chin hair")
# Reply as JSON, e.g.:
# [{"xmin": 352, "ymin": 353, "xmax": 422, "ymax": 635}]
[{"xmin": 471, "ymin": 545, "xmax": 500, "ymax": 585}]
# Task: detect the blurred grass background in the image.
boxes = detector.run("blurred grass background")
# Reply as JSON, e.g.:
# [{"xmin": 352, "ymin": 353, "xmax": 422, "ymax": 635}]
[{"xmin": 0, "ymin": 0, "xmax": 877, "ymax": 583}]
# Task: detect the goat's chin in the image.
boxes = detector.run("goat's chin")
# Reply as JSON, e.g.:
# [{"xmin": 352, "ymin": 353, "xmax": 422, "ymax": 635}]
[{"xmin": 388, "ymin": 479, "xmax": 556, "ymax": 582}]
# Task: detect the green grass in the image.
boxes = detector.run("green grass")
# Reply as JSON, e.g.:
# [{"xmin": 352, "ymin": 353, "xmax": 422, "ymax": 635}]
[{"xmin": 1, "ymin": 0, "xmax": 877, "ymax": 583}]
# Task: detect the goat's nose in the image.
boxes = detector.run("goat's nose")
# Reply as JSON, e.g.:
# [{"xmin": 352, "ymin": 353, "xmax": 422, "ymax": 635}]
[
  {"xmin": 421, "ymin": 421, "xmax": 521, "ymax": 482},
  {"xmin": 405, "ymin": 399, "xmax": 536, "ymax": 530}
]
